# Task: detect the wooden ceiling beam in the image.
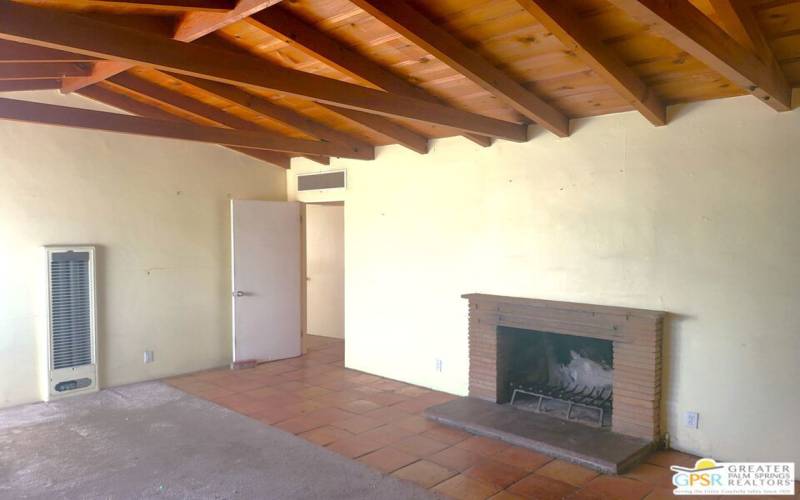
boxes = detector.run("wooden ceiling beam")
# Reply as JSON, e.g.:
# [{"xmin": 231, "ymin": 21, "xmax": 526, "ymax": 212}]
[
  {"xmin": 0, "ymin": 95, "xmax": 364, "ymax": 158},
  {"xmin": 320, "ymin": 105, "xmax": 429, "ymax": 155},
  {"xmin": 514, "ymin": 0, "xmax": 666, "ymax": 126},
  {"xmin": 607, "ymin": 0, "xmax": 791, "ymax": 111},
  {"xmin": 0, "ymin": 40, "xmax": 97, "ymax": 63},
  {"xmin": 0, "ymin": 63, "xmax": 90, "ymax": 80},
  {"xmin": 174, "ymin": 0, "xmax": 283, "ymax": 40},
  {"xmin": 0, "ymin": 79, "xmax": 61, "ymax": 92},
  {"xmin": 77, "ymin": 84, "xmax": 291, "ymax": 168},
  {"xmin": 0, "ymin": 1, "xmax": 527, "ymax": 141},
  {"xmin": 171, "ymin": 74, "xmax": 376, "ymax": 157},
  {"xmin": 108, "ymin": 72, "xmax": 372, "ymax": 162},
  {"xmin": 348, "ymin": 0, "xmax": 569, "ymax": 137},
  {"xmin": 107, "ymin": 72, "xmax": 338, "ymax": 164},
  {"xmin": 709, "ymin": 1, "xmax": 780, "ymax": 66},
  {"xmin": 248, "ymin": 6, "xmax": 490, "ymax": 147},
  {"xmin": 62, "ymin": 0, "xmax": 282, "ymax": 92},
  {"xmin": 14, "ymin": 0, "xmax": 236, "ymax": 13}
]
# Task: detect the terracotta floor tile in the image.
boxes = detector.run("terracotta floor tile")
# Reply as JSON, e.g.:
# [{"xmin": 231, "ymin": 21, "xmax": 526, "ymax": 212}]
[
  {"xmin": 493, "ymin": 446, "xmax": 553, "ymax": 472},
  {"xmin": 433, "ymin": 474, "xmax": 502, "ymax": 500},
  {"xmin": 336, "ymin": 399, "xmax": 384, "ymax": 414},
  {"xmin": 392, "ymin": 397, "xmax": 438, "ymax": 414},
  {"xmin": 286, "ymin": 400, "xmax": 329, "ymax": 414},
  {"xmin": 393, "ymin": 435, "xmax": 451, "ymax": 457},
  {"xmin": 346, "ymin": 373, "xmax": 383, "ymax": 385},
  {"xmin": 508, "ymin": 473, "xmax": 577, "ymax": 500},
  {"xmin": 488, "ymin": 491, "xmax": 526, "ymax": 500},
  {"xmin": 297, "ymin": 386, "xmax": 334, "ymax": 399},
  {"xmin": 465, "ymin": 459, "xmax": 530, "ymax": 488},
  {"xmin": 428, "ymin": 446, "xmax": 486, "ymax": 472},
  {"xmin": 274, "ymin": 414, "xmax": 328, "ymax": 435},
  {"xmin": 421, "ymin": 424, "xmax": 473, "ymax": 445},
  {"xmin": 623, "ymin": 463, "xmax": 675, "ymax": 489},
  {"xmin": 331, "ymin": 414, "xmax": 385, "ymax": 434},
  {"xmin": 396, "ymin": 386, "xmax": 433, "ymax": 397},
  {"xmin": 646, "ymin": 450, "xmax": 699, "ymax": 469},
  {"xmin": 325, "ymin": 435, "xmax": 386, "ymax": 459},
  {"xmin": 571, "ymin": 475, "xmax": 654, "ymax": 500},
  {"xmin": 359, "ymin": 423, "xmax": 418, "ymax": 445},
  {"xmin": 364, "ymin": 392, "xmax": 410, "ymax": 406},
  {"xmin": 456, "ymin": 436, "xmax": 511, "ymax": 457},
  {"xmin": 363, "ymin": 405, "xmax": 412, "ymax": 424},
  {"xmin": 254, "ymin": 406, "xmax": 301, "ymax": 425},
  {"xmin": 394, "ymin": 415, "xmax": 438, "ymax": 433},
  {"xmin": 536, "ymin": 460, "xmax": 599, "ymax": 487},
  {"xmin": 391, "ymin": 460, "xmax": 457, "ymax": 489},
  {"xmin": 298, "ymin": 425, "xmax": 354, "ymax": 446},
  {"xmin": 371, "ymin": 380, "xmax": 411, "ymax": 392},
  {"xmin": 303, "ymin": 407, "xmax": 355, "ymax": 424},
  {"xmin": 358, "ymin": 447, "xmax": 419, "ymax": 473},
  {"xmin": 315, "ymin": 390, "xmax": 365, "ymax": 405},
  {"xmin": 240, "ymin": 386, "xmax": 280, "ymax": 400}
]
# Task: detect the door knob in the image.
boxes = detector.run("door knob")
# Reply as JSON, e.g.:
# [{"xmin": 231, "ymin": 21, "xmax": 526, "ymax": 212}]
[{"xmin": 233, "ymin": 291, "xmax": 246, "ymax": 297}]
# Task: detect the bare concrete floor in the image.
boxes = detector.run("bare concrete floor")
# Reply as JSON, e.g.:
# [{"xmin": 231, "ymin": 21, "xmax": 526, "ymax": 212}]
[{"xmin": 0, "ymin": 382, "xmax": 434, "ymax": 500}]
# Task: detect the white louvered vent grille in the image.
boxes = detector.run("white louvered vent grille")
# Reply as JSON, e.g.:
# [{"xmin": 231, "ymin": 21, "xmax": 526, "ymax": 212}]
[{"xmin": 49, "ymin": 251, "xmax": 93, "ymax": 369}]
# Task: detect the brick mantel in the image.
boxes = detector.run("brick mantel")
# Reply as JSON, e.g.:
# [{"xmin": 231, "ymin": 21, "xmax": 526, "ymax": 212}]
[{"xmin": 463, "ymin": 293, "xmax": 665, "ymax": 441}]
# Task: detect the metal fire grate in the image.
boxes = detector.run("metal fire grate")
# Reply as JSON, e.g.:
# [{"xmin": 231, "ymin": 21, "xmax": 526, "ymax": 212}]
[{"xmin": 509, "ymin": 382, "xmax": 613, "ymax": 427}]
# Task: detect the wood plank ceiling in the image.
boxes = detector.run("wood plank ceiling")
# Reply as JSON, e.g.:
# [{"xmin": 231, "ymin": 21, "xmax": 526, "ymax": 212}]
[{"xmin": 0, "ymin": 0, "xmax": 798, "ymax": 169}]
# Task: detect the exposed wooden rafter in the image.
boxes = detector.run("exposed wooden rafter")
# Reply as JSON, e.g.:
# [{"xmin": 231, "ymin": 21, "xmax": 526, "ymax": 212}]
[
  {"xmin": 78, "ymin": 84, "xmax": 291, "ymax": 168},
  {"xmin": 709, "ymin": 0, "xmax": 778, "ymax": 67},
  {"xmin": 514, "ymin": 0, "xmax": 666, "ymax": 126},
  {"xmin": 0, "ymin": 96, "xmax": 367, "ymax": 158},
  {"xmin": 607, "ymin": 0, "xmax": 792, "ymax": 111},
  {"xmin": 0, "ymin": 40, "xmax": 97, "ymax": 62},
  {"xmin": 320, "ymin": 105, "xmax": 430, "ymax": 154},
  {"xmin": 106, "ymin": 72, "xmax": 349, "ymax": 163},
  {"xmin": 248, "ymin": 6, "xmax": 491, "ymax": 147},
  {"xmin": 0, "ymin": 0, "xmax": 528, "ymax": 141},
  {"xmin": 0, "ymin": 63, "xmax": 90, "ymax": 80},
  {"xmin": 170, "ymin": 74, "xmax": 376, "ymax": 158},
  {"xmin": 0, "ymin": 79, "xmax": 61, "ymax": 92},
  {"xmin": 348, "ymin": 0, "xmax": 569, "ymax": 137},
  {"xmin": 62, "ymin": 0, "xmax": 283, "ymax": 92},
  {"xmin": 13, "ymin": 0, "xmax": 236, "ymax": 13}
]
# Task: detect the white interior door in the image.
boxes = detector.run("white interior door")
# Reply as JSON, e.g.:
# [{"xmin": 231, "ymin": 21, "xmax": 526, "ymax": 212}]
[
  {"xmin": 231, "ymin": 200, "xmax": 301, "ymax": 363},
  {"xmin": 306, "ymin": 204, "xmax": 345, "ymax": 339}
]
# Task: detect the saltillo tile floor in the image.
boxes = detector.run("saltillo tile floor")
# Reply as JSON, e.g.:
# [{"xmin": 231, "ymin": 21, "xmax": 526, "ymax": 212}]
[{"xmin": 164, "ymin": 336, "xmax": 744, "ymax": 500}]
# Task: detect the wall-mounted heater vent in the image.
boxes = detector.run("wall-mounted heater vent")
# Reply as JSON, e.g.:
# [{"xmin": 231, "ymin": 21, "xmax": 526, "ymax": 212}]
[
  {"xmin": 43, "ymin": 246, "xmax": 98, "ymax": 401},
  {"xmin": 297, "ymin": 170, "xmax": 346, "ymax": 192}
]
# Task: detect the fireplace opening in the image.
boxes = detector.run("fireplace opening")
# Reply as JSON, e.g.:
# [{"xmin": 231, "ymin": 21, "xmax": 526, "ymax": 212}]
[{"xmin": 497, "ymin": 326, "xmax": 614, "ymax": 427}]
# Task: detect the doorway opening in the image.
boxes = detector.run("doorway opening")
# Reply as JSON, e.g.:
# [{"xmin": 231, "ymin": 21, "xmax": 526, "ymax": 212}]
[{"xmin": 303, "ymin": 202, "xmax": 344, "ymax": 342}]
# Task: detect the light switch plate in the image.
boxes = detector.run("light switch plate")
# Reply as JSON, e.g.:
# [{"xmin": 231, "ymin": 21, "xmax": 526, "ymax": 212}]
[
  {"xmin": 685, "ymin": 411, "xmax": 700, "ymax": 429},
  {"xmin": 144, "ymin": 350, "xmax": 154, "ymax": 364}
]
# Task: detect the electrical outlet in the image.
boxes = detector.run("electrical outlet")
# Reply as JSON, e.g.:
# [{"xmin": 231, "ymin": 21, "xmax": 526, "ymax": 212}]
[
  {"xmin": 435, "ymin": 358, "xmax": 443, "ymax": 373},
  {"xmin": 685, "ymin": 411, "xmax": 699, "ymax": 429},
  {"xmin": 144, "ymin": 350, "xmax": 155, "ymax": 364}
]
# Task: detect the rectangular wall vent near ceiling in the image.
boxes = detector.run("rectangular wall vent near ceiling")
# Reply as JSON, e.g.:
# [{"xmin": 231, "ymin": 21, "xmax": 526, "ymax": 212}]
[
  {"xmin": 297, "ymin": 170, "xmax": 346, "ymax": 192},
  {"xmin": 43, "ymin": 246, "xmax": 99, "ymax": 401}
]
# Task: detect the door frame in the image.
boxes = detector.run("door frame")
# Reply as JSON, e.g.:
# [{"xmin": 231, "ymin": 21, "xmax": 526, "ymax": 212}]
[{"xmin": 301, "ymin": 200, "xmax": 345, "ymax": 351}]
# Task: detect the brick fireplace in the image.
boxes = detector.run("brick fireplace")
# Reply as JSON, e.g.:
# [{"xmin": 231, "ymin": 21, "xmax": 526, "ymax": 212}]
[{"xmin": 464, "ymin": 293, "xmax": 665, "ymax": 441}]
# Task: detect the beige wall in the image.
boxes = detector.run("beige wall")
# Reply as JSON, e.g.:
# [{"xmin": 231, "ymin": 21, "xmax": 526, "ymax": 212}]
[
  {"xmin": 288, "ymin": 96, "xmax": 800, "ymax": 464},
  {"xmin": 0, "ymin": 91, "xmax": 286, "ymax": 409},
  {"xmin": 305, "ymin": 204, "xmax": 345, "ymax": 339}
]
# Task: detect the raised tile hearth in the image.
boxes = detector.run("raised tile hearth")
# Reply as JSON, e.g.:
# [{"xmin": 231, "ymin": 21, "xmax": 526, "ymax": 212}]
[{"xmin": 426, "ymin": 397, "xmax": 652, "ymax": 474}]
